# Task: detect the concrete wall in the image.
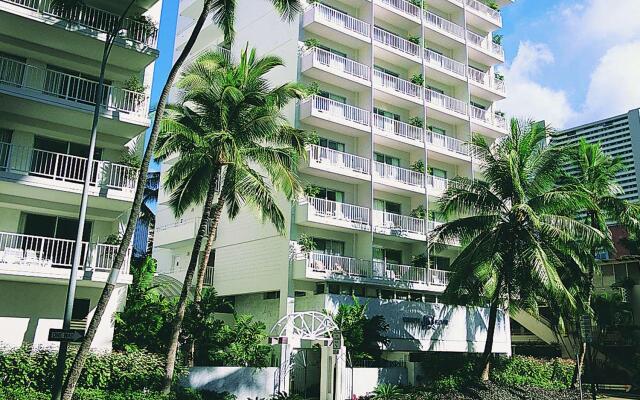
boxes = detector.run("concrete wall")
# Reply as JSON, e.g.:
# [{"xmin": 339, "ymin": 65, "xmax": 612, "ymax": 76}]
[
  {"xmin": 345, "ymin": 367, "xmax": 408, "ymax": 397},
  {"xmin": 184, "ymin": 367, "xmax": 279, "ymax": 398}
]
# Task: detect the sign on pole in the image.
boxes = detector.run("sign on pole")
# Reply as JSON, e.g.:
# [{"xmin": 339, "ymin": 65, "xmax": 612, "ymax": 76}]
[
  {"xmin": 332, "ymin": 330, "xmax": 341, "ymax": 355},
  {"xmin": 48, "ymin": 329, "xmax": 84, "ymax": 343},
  {"xmin": 579, "ymin": 315, "xmax": 593, "ymax": 343}
]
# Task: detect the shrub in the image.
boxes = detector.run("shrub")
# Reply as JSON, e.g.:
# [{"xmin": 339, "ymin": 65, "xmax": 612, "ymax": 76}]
[{"xmin": 491, "ymin": 356, "xmax": 574, "ymax": 390}]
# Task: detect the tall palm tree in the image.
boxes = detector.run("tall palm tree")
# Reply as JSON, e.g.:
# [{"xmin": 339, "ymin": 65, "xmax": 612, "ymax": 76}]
[
  {"xmin": 61, "ymin": 1, "xmax": 302, "ymax": 399},
  {"xmin": 431, "ymin": 120, "xmax": 602, "ymax": 381},
  {"xmin": 155, "ymin": 46, "xmax": 308, "ymax": 392}
]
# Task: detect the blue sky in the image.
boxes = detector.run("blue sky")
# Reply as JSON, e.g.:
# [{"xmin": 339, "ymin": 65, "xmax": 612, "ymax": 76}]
[{"xmin": 498, "ymin": 0, "xmax": 640, "ymax": 129}]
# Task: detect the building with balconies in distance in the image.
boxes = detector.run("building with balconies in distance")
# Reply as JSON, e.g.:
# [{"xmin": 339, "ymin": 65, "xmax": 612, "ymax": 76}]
[
  {"xmin": 0, "ymin": 0, "xmax": 162, "ymax": 350},
  {"xmin": 154, "ymin": 0, "xmax": 513, "ymax": 392}
]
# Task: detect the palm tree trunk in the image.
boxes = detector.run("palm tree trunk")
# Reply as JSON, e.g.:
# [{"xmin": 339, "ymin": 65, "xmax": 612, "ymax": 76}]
[
  {"xmin": 61, "ymin": 2, "xmax": 215, "ymax": 399},
  {"xmin": 161, "ymin": 174, "xmax": 218, "ymax": 393},
  {"xmin": 480, "ymin": 274, "xmax": 503, "ymax": 381}
]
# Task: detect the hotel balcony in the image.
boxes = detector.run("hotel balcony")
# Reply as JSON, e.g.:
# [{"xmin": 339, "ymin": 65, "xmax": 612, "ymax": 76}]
[
  {"xmin": 296, "ymin": 197, "xmax": 371, "ymax": 233},
  {"xmin": 466, "ymin": 30, "xmax": 505, "ymax": 64},
  {"xmin": 0, "ymin": 231, "xmax": 132, "ymax": 285},
  {"xmin": 299, "ymin": 95, "xmax": 370, "ymax": 136},
  {"xmin": 424, "ymin": 49, "xmax": 466, "ymax": 85},
  {"xmin": 373, "ymin": 114, "xmax": 424, "ymax": 150},
  {"xmin": 0, "ymin": 142, "xmax": 138, "ymax": 210},
  {"xmin": 373, "ymin": 69, "xmax": 423, "ymax": 107},
  {"xmin": 425, "ymin": 130, "xmax": 471, "ymax": 163},
  {"xmin": 468, "ymin": 67, "xmax": 506, "ymax": 100},
  {"xmin": 154, "ymin": 217, "xmax": 202, "ymax": 249},
  {"xmin": 373, "ymin": 0, "xmax": 421, "ymax": 25},
  {"xmin": 424, "ymin": 10, "xmax": 466, "ymax": 47},
  {"xmin": 470, "ymin": 105, "xmax": 508, "ymax": 137},
  {"xmin": 373, "ymin": 161, "xmax": 426, "ymax": 195},
  {"xmin": 426, "ymin": 173, "xmax": 450, "ymax": 197},
  {"xmin": 302, "ymin": 3, "xmax": 371, "ymax": 48},
  {"xmin": 302, "ymin": 144, "xmax": 371, "ymax": 183},
  {"xmin": 0, "ymin": 55, "xmax": 151, "ymax": 139},
  {"xmin": 373, "ymin": 210, "xmax": 442, "ymax": 242},
  {"xmin": 425, "ymin": 89, "xmax": 468, "ymax": 124},
  {"xmin": 296, "ymin": 252, "xmax": 450, "ymax": 292},
  {"xmin": 0, "ymin": 0, "xmax": 159, "ymax": 73},
  {"xmin": 300, "ymin": 47, "xmax": 371, "ymax": 91},
  {"xmin": 464, "ymin": 0, "xmax": 502, "ymax": 30},
  {"xmin": 373, "ymin": 27, "xmax": 422, "ymax": 65}
]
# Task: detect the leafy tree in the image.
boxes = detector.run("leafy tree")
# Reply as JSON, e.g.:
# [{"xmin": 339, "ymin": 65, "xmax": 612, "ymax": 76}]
[
  {"xmin": 432, "ymin": 119, "xmax": 602, "ymax": 381},
  {"xmin": 332, "ymin": 297, "xmax": 389, "ymax": 362},
  {"xmin": 156, "ymin": 46, "xmax": 310, "ymax": 387},
  {"xmin": 181, "ymin": 289, "xmax": 227, "ymax": 366},
  {"xmin": 215, "ymin": 314, "xmax": 273, "ymax": 367}
]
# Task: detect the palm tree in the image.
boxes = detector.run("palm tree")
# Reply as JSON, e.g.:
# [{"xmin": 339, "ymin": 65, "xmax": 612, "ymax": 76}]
[
  {"xmin": 61, "ymin": 1, "xmax": 302, "ymax": 398},
  {"xmin": 155, "ymin": 46, "xmax": 309, "ymax": 392},
  {"xmin": 431, "ymin": 119, "xmax": 602, "ymax": 381}
]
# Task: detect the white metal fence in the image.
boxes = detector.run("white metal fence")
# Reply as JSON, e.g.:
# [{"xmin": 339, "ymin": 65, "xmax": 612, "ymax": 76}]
[
  {"xmin": 467, "ymin": 30, "xmax": 504, "ymax": 58},
  {"xmin": 426, "ymin": 131, "xmax": 470, "ymax": 156},
  {"xmin": 424, "ymin": 49, "xmax": 466, "ymax": 77},
  {"xmin": 307, "ymin": 197, "xmax": 370, "ymax": 226},
  {"xmin": 372, "ymin": 210, "xmax": 425, "ymax": 236},
  {"xmin": 373, "ymin": 70, "xmax": 423, "ymax": 99},
  {"xmin": 373, "ymin": 115, "xmax": 423, "ymax": 143},
  {"xmin": 373, "ymin": 162, "xmax": 425, "ymax": 188},
  {"xmin": 308, "ymin": 95, "xmax": 370, "ymax": 127},
  {"xmin": 309, "ymin": 3, "xmax": 370, "ymax": 38},
  {"xmin": 465, "ymin": 0, "xmax": 501, "ymax": 24},
  {"xmin": 425, "ymin": 89, "xmax": 467, "ymax": 115},
  {"xmin": 308, "ymin": 47, "xmax": 370, "ymax": 81},
  {"xmin": 308, "ymin": 145, "xmax": 370, "ymax": 176},
  {"xmin": 373, "ymin": 27, "xmax": 421, "ymax": 58},
  {"xmin": 425, "ymin": 11, "xmax": 465, "ymax": 39},
  {"xmin": 376, "ymin": 0, "xmax": 421, "ymax": 18}
]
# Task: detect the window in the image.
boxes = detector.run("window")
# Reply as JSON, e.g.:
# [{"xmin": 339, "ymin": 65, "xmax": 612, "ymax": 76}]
[
  {"xmin": 32, "ymin": 136, "xmax": 103, "ymax": 182},
  {"xmin": 374, "ymin": 152, "xmax": 400, "ymax": 167},
  {"xmin": 427, "ymin": 47, "xmax": 443, "ymax": 56},
  {"xmin": 318, "ymin": 90, "xmax": 347, "ymax": 104},
  {"xmin": 427, "ymin": 85, "xmax": 444, "ymax": 94},
  {"xmin": 315, "ymin": 187, "xmax": 345, "ymax": 203},
  {"xmin": 374, "ymin": 65, "xmax": 399, "ymax": 77},
  {"xmin": 71, "ymin": 298, "xmax": 91, "ymax": 330},
  {"xmin": 374, "ymin": 107, "xmax": 401, "ymax": 121},
  {"xmin": 352, "ymin": 285, "xmax": 365, "ymax": 297},
  {"xmin": 373, "ymin": 247, "xmax": 402, "ymax": 264},
  {"xmin": 313, "ymin": 238, "xmax": 345, "ymax": 256},
  {"xmin": 431, "ymin": 256, "xmax": 450, "ymax": 270},
  {"xmin": 22, "ymin": 213, "xmax": 92, "ymax": 242},
  {"xmin": 379, "ymin": 289, "xmax": 394, "ymax": 300},
  {"xmin": 44, "ymin": 65, "xmax": 111, "ymax": 105},
  {"xmin": 319, "ymin": 138, "xmax": 345, "ymax": 152},
  {"xmin": 317, "ymin": 44, "xmax": 348, "ymax": 58},
  {"xmin": 294, "ymin": 291, "xmax": 307, "ymax": 297},
  {"xmin": 470, "ymin": 101, "xmax": 486, "ymax": 110},
  {"xmin": 315, "ymin": 283, "xmax": 326, "ymax": 295},
  {"xmin": 374, "ymin": 199, "xmax": 401, "ymax": 214},
  {"xmin": 429, "ymin": 167, "xmax": 448, "ymax": 179},
  {"xmin": 328, "ymin": 283, "xmax": 341, "ymax": 294},
  {"xmin": 0, "ymin": 129, "xmax": 12, "ymax": 171},
  {"xmin": 263, "ymin": 291, "xmax": 280, "ymax": 300},
  {"xmin": 428, "ymin": 125, "xmax": 447, "ymax": 136}
]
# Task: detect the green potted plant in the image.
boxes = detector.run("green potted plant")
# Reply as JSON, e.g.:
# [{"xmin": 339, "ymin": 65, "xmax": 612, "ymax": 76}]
[
  {"xmin": 303, "ymin": 38, "xmax": 320, "ymax": 49},
  {"xmin": 495, "ymin": 110, "xmax": 505, "ymax": 117},
  {"xmin": 304, "ymin": 81, "xmax": 320, "ymax": 98},
  {"xmin": 492, "ymin": 34, "xmax": 503, "ymax": 45},
  {"xmin": 304, "ymin": 184, "xmax": 321, "ymax": 197},
  {"xmin": 408, "ymin": 116, "xmax": 424, "ymax": 128},
  {"xmin": 129, "ymin": 14, "xmax": 157, "ymax": 43},
  {"xmin": 484, "ymin": 0, "xmax": 500, "ymax": 10},
  {"xmin": 408, "ymin": 0, "xmax": 422, "ymax": 7},
  {"xmin": 494, "ymin": 72, "xmax": 504, "ymax": 81},
  {"xmin": 411, "ymin": 253, "xmax": 428, "ymax": 268},
  {"xmin": 410, "ymin": 205, "xmax": 426, "ymax": 219},
  {"xmin": 297, "ymin": 234, "xmax": 317, "ymax": 253},
  {"xmin": 410, "ymin": 160, "xmax": 425, "ymax": 174},
  {"xmin": 410, "ymin": 73, "xmax": 424, "ymax": 86},
  {"xmin": 407, "ymin": 35, "xmax": 421, "ymax": 45}
]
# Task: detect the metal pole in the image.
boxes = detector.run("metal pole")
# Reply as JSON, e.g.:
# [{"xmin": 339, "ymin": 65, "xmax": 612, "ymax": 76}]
[{"xmin": 577, "ymin": 352, "xmax": 583, "ymax": 400}]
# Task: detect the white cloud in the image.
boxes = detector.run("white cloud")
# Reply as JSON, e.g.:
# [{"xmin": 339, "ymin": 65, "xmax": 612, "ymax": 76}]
[
  {"xmin": 565, "ymin": 0, "xmax": 640, "ymax": 43},
  {"xmin": 499, "ymin": 42, "xmax": 577, "ymax": 129}
]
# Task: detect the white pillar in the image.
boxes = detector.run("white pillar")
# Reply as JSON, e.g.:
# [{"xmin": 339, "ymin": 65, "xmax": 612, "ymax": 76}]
[{"xmin": 319, "ymin": 345, "xmax": 334, "ymax": 400}]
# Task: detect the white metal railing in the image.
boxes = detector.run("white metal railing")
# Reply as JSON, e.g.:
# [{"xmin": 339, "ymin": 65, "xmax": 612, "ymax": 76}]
[
  {"xmin": 428, "ymin": 268, "xmax": 450, "ymax": 286},
  {"xmin": 2, "ymin": 0, "xmax": 158, "ymax": 47},
  {"xmin": 373, "ymin": 210, "xmax": 425, "ymax": 236},
  {"xmin": 376, "ymin": 0, "xmax": 421, "ymax": 18},
  {"xmin": 494, "ymin": 113, "xmax": 507, "ymax": 129},
  {"xmin": 373, "ymin": 70, "xmax": 423, "ymax": 99},
  {"xmin": 373, "ymin": 27, "xmax": 421, "ymax": 58},
  {"xmin": 425, "ymin": 89, "xmax": 467, "ymax": 115},
  {"xmin": 380, "ymin": 261, "xmax": 427, "ymax": 283},
  {"xmin": 307, "ymin": 47, "xmax": 370, "ymax": 81},
  {"xmin": 494, "ymin": 77, "xmax": 506, "ymax": 93},
  {"xmin": 0, "ymin": 231, "xmax": 131, "ymax": 274},
  {"xmin": 468, "ymin": 67, "xmax": 506, "ymax": 93},
  {"xmin": 307, "ymin": 197, "xmax": 370, "ymax": 226},
  {"xmin": 470, "ymin": 105, "xmax": 507, "ymax": 130},
  {"xmin": 373, "ymin": 161, "xmax": 425, "ymax": 188},
  {"xmin": 308, "ymin": 145, "xmax": 370, "ymax": 176},
  {"xmin": 308, "ymin": 3, "xmax": 370, "ymax": 38},
  {"xmin": 0, "ymin": 142, "xmax": 138, "ymax": 191},
  {"xmin": 426, "ymin": 131, "xmax": 470, "ymax": 156},
  {"xmin": 373, "ymin": 114, "xmax": 423, "ymax": 143},
  {"xmin": 204, "ymin": 266, "xmax": 214, "ymax": 286},
  {"xmin": 424, "ymin": 49, "xmax": 466, "ymax": 77},
  {"xmin": 307, "ymin": 95, "xmax": 370, "ymax": 127},
  {"xmin": 426, "ymin": 174, "xmax": 449, "ymax": 192},
  {"xmin": 467, "ymin": 30, "xmax": 504, "ymax": 58},
  {"xmin": 427, "ymin": 219, "xmax": 444, "ymax": 231},
  {"xmin": 425, "ymin": 11, "xmax": 465, "ymax": 39},
  {"xmin": 465, "ymin": 0, "xmax": 501, "ymax": 24},
  {"xmin": 0, "ymin": 56, "xmax": 150, "ymax": 117},
  {"xmin": 308, "ymin": 252, "xmax": 372, "ymax": 277}
]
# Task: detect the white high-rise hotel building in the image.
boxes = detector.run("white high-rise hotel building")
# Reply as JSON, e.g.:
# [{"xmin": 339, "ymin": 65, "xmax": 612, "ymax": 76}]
[
  {"xmin": 155, "ymin": 0, "xmax": 513, "ymax": 370},
  {"xmin": 0, "ymin": 0, "xmax": 162, "ymax": 349}
]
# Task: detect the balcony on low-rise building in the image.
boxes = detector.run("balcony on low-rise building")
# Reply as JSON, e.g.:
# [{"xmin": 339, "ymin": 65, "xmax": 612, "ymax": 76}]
[{"xmin": 297, "ymin": 197, "xmax": 371, "ymax": 233}]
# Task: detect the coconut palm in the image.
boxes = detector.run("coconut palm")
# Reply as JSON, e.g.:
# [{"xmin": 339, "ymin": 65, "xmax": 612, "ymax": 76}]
[
  {"xmin": 155, "ymin": 46, "xmax": 309, "ymax": 392},
  {"xmin": 61, "ymin": 1, "xmax": 302, "ymax": 398},
  {"xmin": 431, "ymin": 119, "xmax": 603, "ymax": 381}
]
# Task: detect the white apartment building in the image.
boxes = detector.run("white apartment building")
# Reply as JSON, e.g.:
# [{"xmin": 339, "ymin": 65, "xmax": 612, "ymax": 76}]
[
  {"xmin": 0, "ymin": 0, "xmax": 162, "ymax": 350},
  {"xmin": 155, "ymin": 0, "xmax": 513, "ymax": 388},
  {"xmin": 552, "ymin": 108, "xmax": 640, "ymax": 202}
]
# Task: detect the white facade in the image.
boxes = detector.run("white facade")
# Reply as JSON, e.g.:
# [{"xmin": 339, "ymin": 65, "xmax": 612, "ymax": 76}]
[
  {"xmin": 0, "ymin": 0, "xmax": 162, "ymax": 350},
  {"xmin": 155, "ymin": 0, "xmax": 513, "ymax": 363}
]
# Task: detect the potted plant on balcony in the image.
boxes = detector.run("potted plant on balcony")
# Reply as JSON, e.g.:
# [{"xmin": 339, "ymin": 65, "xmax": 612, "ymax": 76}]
[
  {"xmin": 410, "ymin": 73, "xmax": 424, "ymax": 86},
  {"xmin": 495, "ymin": 110, "xmax": 506, "ymax": 118},
  {"xmin": 297, "ymin": 234, "xmax": 317, "ymax": 253},
  {"xmin": 494, "ymin": 72, "xmax": 504, "ymax": 81},
  {"xmin": 407, "ymin": 35, "xmax": 421, "ymax": 45},
  {"xmin": 128, "ymin": 14, "xmax": 157, "ymax": 44},
  {"xmin": 303, "ymin": 38, "xmax": 321, "ymax": 49},
  {"xmin": 304, "ymin": 184, "xmax": 321, "ymax": 198},
  {"xmin": 484, "ymin": 0, "xmax": 500, "ymax": 10},
  {"xmin": 411, "ymin": 253, "xmax": 428, "ymax": 268},
  {"xmin": 122, "ymin": 76, "xmax": 147, "ymax": 108},
  {"xmin": 410, "ymin": 205, "xmax": 426, "ymax": 219},
  {"xmin": 103, "ymin": 233, "xmax": 122, "ymax": 246},
  {"xmin": 304, "ymin": 81, "xmax": 320, "ymax": 98},
  {"xmin": 408, "ymin": 0, "xmax": 423, "ymax": 7},
  {"xmin": 408, "ymin": 116, "xmax": 423, "ymax": 128},
  {"xmin": 492, "ymin": 34, "xmax": 503, "ymax": 45},
  {"xmin": 410, "ymin": 160, "xmax": 425, "ymax": 174}
]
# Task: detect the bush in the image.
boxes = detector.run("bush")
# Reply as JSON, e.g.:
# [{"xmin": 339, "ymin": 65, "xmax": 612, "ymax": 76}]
[{"xmin": 491, "ymin": 356, "xmax": 573, "ymax": 390}]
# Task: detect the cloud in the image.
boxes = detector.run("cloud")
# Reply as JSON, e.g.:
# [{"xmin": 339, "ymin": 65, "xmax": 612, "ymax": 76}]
[
  {"xmin": 498, "ymin": 42, "xmax": 577, "ymax": 129},
  {"xmin": 564, "ymin": 0, "xmax": 640, "ymax": 43}
]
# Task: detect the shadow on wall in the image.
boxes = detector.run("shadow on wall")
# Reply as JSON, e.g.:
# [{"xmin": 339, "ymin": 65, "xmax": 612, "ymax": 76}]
[{"xmin": 184, "ymin": 367, "xmax": 279, "ymax": 399}]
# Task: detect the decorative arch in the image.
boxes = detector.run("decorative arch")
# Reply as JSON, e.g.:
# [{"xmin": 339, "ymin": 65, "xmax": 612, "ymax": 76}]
[{"xmin": 270, "ymin": 311, "xmax": 339, "ymax": 341}]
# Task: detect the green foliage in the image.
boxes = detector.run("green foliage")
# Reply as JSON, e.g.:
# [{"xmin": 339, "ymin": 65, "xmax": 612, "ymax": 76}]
[
  {"xmin": 411, "ymin": 253, "xmax": 428, "ymax": 268},
  {"xmin": 408, "ymin": 116, "xmax": 424, "ymax": 128},
  {"xmin": 304, "ymin": 184, "xmax": 321, "ymax": 197},
  {"xmin": 297, "ymin": 233, "xmax": 317, "ymax": 252},
  {"xmin": 407, "ymin": 35, "xmax": 421, "ymax": 45},
  {"xmin": 372, "ymin": 384, "xmax": 403, "ymax": 400},
  {"xmin": 212, "ymin": 314, "xmax": 273, "ymax": 367},
  {"xmin": 119, "ymin": 147, "xmax": 142, "ymax": 169},
  {"xmin": 492, "ymin": 34, "xmax": 503, "ymax": 45},
  {"xmin": 494, "ymin": 72, "xmax": 504, "ymax": 81},
  {"xmin": 491, "ymin": 356, "xmax": 574, "ymax": 390},
  {"xmin": 333, "ymin": 297, "xmax": 389, "ymax": 361},
  {"xmin": 123, "ymin": 76, "xmax": 146, "ymax": 94},
  {"xmin": 410, "ymin": 160, "xmax": 425, "ymax": 174},
  {"xmin": 304, "ymin": 81, "xmax": 320, "ymax": 97},
  {"xmin": 410, "ymin": 205, "xmax": 427, "ymax": 219},
  {"xmin": 408, "ymin": 0, "xmax": 422, "ymax": 7},
  {"xmin": 0, "ymin": 386, "xmax": 231, "ymax": 400},
  {"xmin": 483, "ymin": 0, "xmax": 499, "ymax": 10},
  {"xmin": 303, "ymin": 38, "xmax": 320, "ymax": 48},
  {"xmin": 410, "ymin": 73, "xmax": 424, "ymax": 86},
  {"xmin": 103, "ymin": 233, "xmax": 122, "ymax": 245}
]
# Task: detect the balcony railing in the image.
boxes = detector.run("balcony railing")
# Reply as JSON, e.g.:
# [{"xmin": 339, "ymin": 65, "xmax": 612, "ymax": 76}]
[
  {"xmin": 373, "ymin": 114, "xmax": 423, "ymax": 143},
  {"xmin": 426, "ymin": 174, "xmax": 450, "ymax": 193},
  {"xmin": 468, "ymin": 67, "xmax": 506, "ymax": 93},
  {"xmin": 308, "ymin": 3, "xmax": 370, "ymax": 38},
  {"xmin": 470, "ymin": 105, "xmax": 507, "ymax": 130},
  {"xmin": 307, "ymin": 47, "xmax": 370, "ymax": 81},
  {"xmin": 0, "ymin": 231, "xmax": 131, "ymax": 274},
  {"xmin": 0, "ymin": 142, "xmax": 138, "ymax": 191},
  {"xmin": 373, "ymin": 27, "xmax": 421, "ymax": 58},
  {"xmin": 373, "ymin": 162, "xmax": 425, "ymax": 189},
  {"xmin": 376, "ymin": 0, "xmax": 421, "ymax": 19},
  {"xmin": 373, "ymin": 70, "xmax": 423, "ymax": 100},
  {"xmin": 466, "ymin": 31, "xmax": 504, "ymax": 59},
  {"xmin": 465, "ymin": 0, "xmax": 502, "ymax": 25},
  {"xmin": 0, "ymin": 56, "xmax": 150, "ymax": 118},
  {"xmin": 373, "ymin": 210, "xmax": 425, "ymax": 236},
  {"xmin": 307, "ymin": 197, "xmax": 370, "ymax": 227},
  {"xmin": 425, "ymin": 89, "xmax": 467, "ymax": 116},
  {"xmin": 424, "ymin": 49, "xmax": 466, "ymax": 78},
  {"xmin": 426, "ymin": 131, "xmax": 470, "ymax": 156},
  {"xmin": 308, "ymin": 145, "xmax": 370, "ymax": 176},
  {"xmin": 307, "ymin": 252, "xmax": 450, "ymax": 287},
  {"xmin": 2, "ymin": 0, "xmax": 158, "ymax": 47},
  {"xmin": 307, "ymin": 95, "xmax": 370, "ymax": 128},
  {"xmin": 424, "ymin": 11, "xmax": 465, "ymax": 39}
]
